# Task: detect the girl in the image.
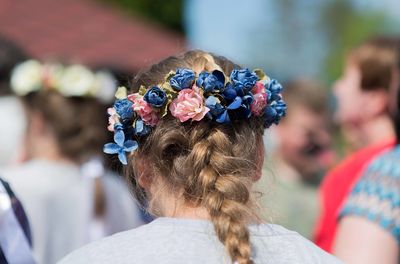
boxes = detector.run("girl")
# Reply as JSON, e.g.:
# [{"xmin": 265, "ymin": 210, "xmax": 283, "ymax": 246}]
[
  {"xmin": 2, "ymin": 60, "xmax": 145, "ymax": 264},
  {"xmin": 60, "ymin": 50, "xmax": 341, "ymax": 264}
]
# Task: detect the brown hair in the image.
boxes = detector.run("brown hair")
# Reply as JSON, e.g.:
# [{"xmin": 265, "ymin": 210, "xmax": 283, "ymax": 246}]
[
  {"xmin": 0, "ymin": 35, "xmax": 28, "ymax": 95},
  {"xmin": 126, "ymin": 50, "xmax": 265, "ymax": 264},
  {"xmin": 349, "ymin": 38, "xmax": 398, "ymax": 91},
  {"xmin": 283, "ymin": 79, "xmax": 329, "ymax": 116},
  {"xmin": 22, "ymin": 90, "xmax": 108, "ymax": 163}
]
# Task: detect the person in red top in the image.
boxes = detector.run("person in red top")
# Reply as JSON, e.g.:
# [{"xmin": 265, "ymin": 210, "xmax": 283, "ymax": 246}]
[{"xmin": 314, "ymin": 38, "xmax": 398, "ymax": 252}]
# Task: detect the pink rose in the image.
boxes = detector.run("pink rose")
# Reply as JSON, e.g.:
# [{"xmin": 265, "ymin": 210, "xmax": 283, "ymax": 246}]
[
  {"xmin": 128, "ymin": 93, "xmax": 160, "ymax": 126},
  {"xmin": 169, "ymin": 87, "xmax": 210, "ymax": 122},
  {"xmin": 251, "ymin": 81, "xmax": 268, "ymax": 116},
  {"xmin": 107, "ymin": 107, "xmax": 119, "ymax": 131}
]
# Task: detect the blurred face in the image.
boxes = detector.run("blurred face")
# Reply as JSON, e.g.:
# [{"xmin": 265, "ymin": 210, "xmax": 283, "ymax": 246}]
[
  {"xmin": 333, "ymin": 62, "xmax": 365, "ymax": 126},
  {"xmin": 277, "ymin": 105, "xmax": 333, "ymax": 181}
]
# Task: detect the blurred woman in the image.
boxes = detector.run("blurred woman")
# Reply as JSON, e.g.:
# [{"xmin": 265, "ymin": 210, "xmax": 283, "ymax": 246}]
[
  {"xmin": 314, "ymin": 38, "xmax": 398, "ymax": 252},
  {"xmin": 1, "ymin": 60, "xmax": 145, "ymax": 264},
  {"xmin": 334, "ymin": 37, "xmax": 400, "ymax": 264},
  {"xmin": 0, "ymin": 36, "xmax": 35, "ymax": 264}
]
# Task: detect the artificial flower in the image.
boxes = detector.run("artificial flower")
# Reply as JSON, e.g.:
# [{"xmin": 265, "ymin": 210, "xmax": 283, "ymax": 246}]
[
  {"xmin": 169, "ymin": 87, "xmax": 210, "ymax": 122},
  {"xmin": 103, "ymin": 124, "xmax": 138, "ymax": 165},
  {"xmin": 10, "ymin": 60, "xmax": 43, "ymax": 95},
  {"xmin": 230, "ymin": 68, "xmax": 258, "ymax": 94},
  {"xmin": 57, "ymin": 64, "xmax": 96, "ymax": 97},
  {"xmin": 251, "ymin": 82, "xmax": 268, "ymax": 116},
  {"xmin": 129, "ymin": 93, "xmax": 160, "ymax": 126},
  {"xmin": 196, "ymin": 70, "xmax": 225, "ymax": 93},
  {"xmin": 169, "ymin": 68, "xmax": 195, "ymax": 91},
  {"xmin": 144, "ymin": 86, "xmax": 167, "ymax": 108},
  {"xmin": 114, "ymin": 99, "xmax": 134, "ymax": 120}
]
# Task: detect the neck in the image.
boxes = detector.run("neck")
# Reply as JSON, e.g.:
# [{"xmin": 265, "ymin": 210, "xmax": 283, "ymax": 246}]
[
  {"xmin": 27, "ymin": 135, "xmax": 74, "ymax": 164},
  {"xmin": 361, "ymin": 115, "xmax": 395, "ymax": 146},
  {"xmin": 156, "ymin": 193, "xmax": 211, "ymax": 220}
]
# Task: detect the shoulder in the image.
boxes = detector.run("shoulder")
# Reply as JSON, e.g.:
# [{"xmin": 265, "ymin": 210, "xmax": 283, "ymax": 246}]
[
  {"xmin": 250, "ymin": 224, "xmax": 342, "ymax": 263},
  {"xmin": 58, "ymin": 224, "xmax": 153, "ymax": 264},
  {"xmin": 341, "ymin": 146, "xmax": 400, "ymax": 243}
]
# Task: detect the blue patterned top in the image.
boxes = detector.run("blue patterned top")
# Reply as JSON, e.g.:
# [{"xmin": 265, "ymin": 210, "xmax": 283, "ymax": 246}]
[{"xmin": 340, "ymin": 145, "xmax": 400, "ymax": 243}]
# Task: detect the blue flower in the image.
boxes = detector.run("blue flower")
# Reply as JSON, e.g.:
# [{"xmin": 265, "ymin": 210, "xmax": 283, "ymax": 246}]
[
  {"xmin": 268, "ymin": 79, "xmax": 283, "ymax": 94},
  {"xmin": 134, "ymin": 118, "xmax": 152, "ymax": 136},
  {"xmin": 196, "ymin": 70, "xmax": 225, "ymax": 93},
  {"xmin": 221, "ymin": 83, "xmax": 237, "ymax": 101},
  {"xmin": 114, "ymin": 99, "xmax": 134, "ymax": 120},
  {"xmin": 169, "ymin": 68, "xmax": 195, "ymax": 91},
  {"xmin": 103, "ymin": 123, "xmax": 138, "ymax": 165},
  {"xmin": 230, "ymin": 69, "xmax": 258, "ymax": 94},
  {"xmin": 263, "ymin": 99, "xmax": 287, "ymax": 128},
  {"xmin": 263, "ymin": 106, "xmax": 278, "ymax": 128},
  {"xmin": 274, "ymin": 99, "xmax": 287, "ymax": 118},
  {"xmin": 144, "ymin": 86, "xmax": 167, "ymax": 108},
  {"xmin": 226, "ymin": 94, "xmax": 254, "ymax": 119},
  {"xmin": 205, "ymin": 96, "xmax": 230, "ymax": 123}
]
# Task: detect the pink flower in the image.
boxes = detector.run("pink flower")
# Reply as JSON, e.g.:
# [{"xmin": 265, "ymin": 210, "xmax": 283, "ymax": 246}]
[
  {"xmin": 251, "ymin": 81, "xmax": 268, "ymax": 116},
  {"xmin": 107, "ymin": 107, "xmax": 118, "ymax": 131},
  {"xmin": 128, "ymin": 93, "xmax": 160, "ymax": 126},
  {"xmin": 169, "ymin": 87, "xmax": 210, "ymax": 122}
]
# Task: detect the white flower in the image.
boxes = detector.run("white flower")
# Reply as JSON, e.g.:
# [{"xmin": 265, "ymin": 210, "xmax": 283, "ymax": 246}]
[
  {"xmin": 93, "ymin": 71, "xmax": 117, "ymax": 103},
  {"xmin": 10, "ymin": 60, "xmax": 43, "ymax": 95},
  {"xmin": 57, "ymin": 64, "xmax": 96, "ymax": 97}
]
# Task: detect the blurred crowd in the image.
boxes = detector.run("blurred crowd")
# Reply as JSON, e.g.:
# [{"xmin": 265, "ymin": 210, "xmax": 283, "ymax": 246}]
[{"xmin": 0, "ymin": 1, "xmax": 400, "ymax": 264}]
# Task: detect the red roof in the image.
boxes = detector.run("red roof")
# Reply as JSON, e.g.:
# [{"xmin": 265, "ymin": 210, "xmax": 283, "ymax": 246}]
[{"xmin": 0, "ymin": 0, "xmax": 185, "ymax": 72}]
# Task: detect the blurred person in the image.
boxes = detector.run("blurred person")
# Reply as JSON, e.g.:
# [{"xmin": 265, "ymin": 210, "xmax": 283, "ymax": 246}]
[
  {"xmin": 0, "ymin": 35, "xmax": 28, "ymax": 167},
  {"xmin": 0, "ymin": 178, "xmax": 35, "ymax": 264},
  {"xmin": 1, "ymin": 60, "xmax": 146, "ymax": 264},
  {"xmin": 314, "ymin": 38, "xmax": 398, "ymax": 252},
  {"xmin": 333, "ymin": 37, "xmax": 400, "ymax": 264},
  {"xmin": 256, "ymin": 79, "xmax": 334, "ymax": 238},
  {"xmin": 0, "ymin": 36, "xmax": 35, "ymax": 264},
  {"xmin": 60, "ymin": 50, "xmax": 341, "ymax": 264}
]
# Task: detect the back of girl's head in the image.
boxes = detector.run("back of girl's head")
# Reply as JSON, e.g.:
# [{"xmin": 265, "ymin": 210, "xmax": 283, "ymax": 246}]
[
  {"xmin": 11, "ymin": 60, "xmax": 114, "ymax": 163},
  {"xmin": 22, "ymin": 92, "xmax": 108, "ymax": 162},
  {"xmin": 115, "ymin": 50, "xmax": 283, "ymax": 264}
]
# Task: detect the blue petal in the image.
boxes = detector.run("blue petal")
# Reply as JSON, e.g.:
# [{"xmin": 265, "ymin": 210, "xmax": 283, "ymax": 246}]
[
  {"xmin": 222, "ymin": 84, "xmax": 237, "ymax": 100},
  {"xmin": 227, "ymin": 96, "xmax": 242, "ymax": 110},
  {"xmin": 205, "ymin": 95, "xmax": 217, "ymax": 107},
  {"xmin": 134, "ymin": 119, "xmax": 151, "ymax": 136},
  {"xmin": 118, "ymin": 151, "xmax": 128, "ymax": 165},
  {"xmin": 103, "ymin": 143, "xmax": 121, "ymax": 154},
  {"xmin": 114, "ymin": 129, "xmax": 125, "ymax": 146},
  {"xmin": 124, "ymin": 140, "xmax": 138, "ymax": 152},
  {"xmin": 216, "ymin": 110, "xmax": 230, "ymax": 124},
  {"xmin": 212, "ymin": 70, "xmax": 225, "ymax": 84}
]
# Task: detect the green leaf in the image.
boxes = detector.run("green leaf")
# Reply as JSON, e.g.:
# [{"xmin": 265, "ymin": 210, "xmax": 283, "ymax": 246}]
[
  {"xmin": 115, "ymin": 86, "xmax": 128, "ymax": 99},
  {"xmin": 138, "ymin": 85, "xmax": 147, "ymax": 96},
  {"xmin": 254, "ymin": 69, "xmax": 267, "ymax": 81}
]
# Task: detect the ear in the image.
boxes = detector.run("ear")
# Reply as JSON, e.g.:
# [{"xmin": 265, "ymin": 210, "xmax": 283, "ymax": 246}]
[
  {"xmin": 361, "ymin": 89, "xmax": 389, "ymax": 118},
  {"xmin": 135, "ymin": 157, "xmax": 153, "ymax": 190}
]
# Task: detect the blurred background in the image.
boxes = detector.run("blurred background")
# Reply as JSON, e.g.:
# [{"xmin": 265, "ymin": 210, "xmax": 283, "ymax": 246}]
[
  {"xmin": 1, "ymin": 0, "xmax": 400, "ymax": 82},
  {"xmin": 1, "ymin": 0, "xmax": 400, "ymax": 263}
]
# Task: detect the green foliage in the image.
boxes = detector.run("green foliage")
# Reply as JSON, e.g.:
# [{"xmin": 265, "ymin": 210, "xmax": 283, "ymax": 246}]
[
  {"xmin": 100, "ymin": 0, "xmax": 183, "ymax": 32},
  {"xmin": 321, "ymin": 0, "xmax": 390, "ymax": 82}
]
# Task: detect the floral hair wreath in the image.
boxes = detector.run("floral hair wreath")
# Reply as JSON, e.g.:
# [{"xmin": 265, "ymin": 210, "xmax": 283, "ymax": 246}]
[
  {"xmin": 10, "ymin": 60, "xmax": 117, "ymax": 103},
  {"xmin": 104, "ymin": 68, "xmax": 287, "ymax": 165}
]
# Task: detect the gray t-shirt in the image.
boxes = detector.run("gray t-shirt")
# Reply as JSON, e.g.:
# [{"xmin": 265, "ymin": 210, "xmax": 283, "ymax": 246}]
[{"xmin": 59, "ymin": 217, "xmax": 342, "ymax": 264}]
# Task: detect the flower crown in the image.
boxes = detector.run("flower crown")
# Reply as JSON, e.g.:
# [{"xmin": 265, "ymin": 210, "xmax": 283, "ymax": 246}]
[
  {"xmin": 104, "ymin": 68, "xmax": 287, "ymax": 165},
  {"xmin": 10, "ymin": 60, "xmax": 116, "ymax": 103}
]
